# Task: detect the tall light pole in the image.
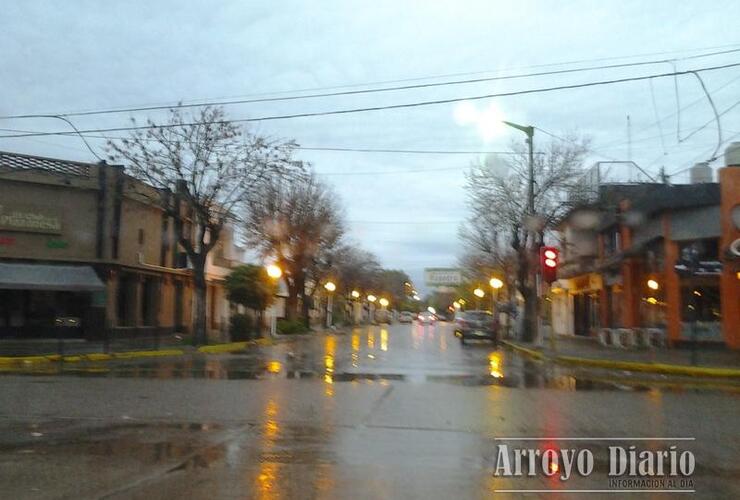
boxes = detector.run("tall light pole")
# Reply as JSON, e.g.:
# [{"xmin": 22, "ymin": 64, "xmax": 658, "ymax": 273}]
[
  {"xmin": 367, "ymin": 294, "xmax": 377, "ymax": 324},
  {"xmin": 473, "ymin": 288, "xmax": 485, "ymax": 310},
  {"xmin": 266, "ymin": 264, "xmax": 282, "ymax": 337},
  {"xmin": 503, "ymin": 120, "xmax": 538, "ymax": 342},
  {"xmin": 324, "ymin": 281, "xmax": 336, "ymax": 328}
]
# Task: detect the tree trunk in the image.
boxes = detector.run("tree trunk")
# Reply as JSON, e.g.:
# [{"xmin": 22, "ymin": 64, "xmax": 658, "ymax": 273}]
[
  {"xmin": 286, "ymin": 281, "xmax": 298, "ymax": 321},
  {"xmin": 192, "ymin": 262, "xmax": 208, "ymax": 345}
]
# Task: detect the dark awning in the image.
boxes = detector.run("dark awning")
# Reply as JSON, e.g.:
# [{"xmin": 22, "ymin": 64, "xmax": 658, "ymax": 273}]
[{"xmin": 0, "ymin": 263, "xmax": 105, "ymax": 291}]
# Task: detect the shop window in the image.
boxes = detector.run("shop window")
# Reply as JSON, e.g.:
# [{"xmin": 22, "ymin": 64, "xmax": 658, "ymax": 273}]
[
  {"xmin": 141, "ymin": 277, "xmax": 158, "ymax": 326},
  {"xmin": 117, "ymin": 276, "xmax": 131, "ymax": 326},
  {"xmin": 681, "ymin": 283, "xmax": 721, "ymax": 323}
]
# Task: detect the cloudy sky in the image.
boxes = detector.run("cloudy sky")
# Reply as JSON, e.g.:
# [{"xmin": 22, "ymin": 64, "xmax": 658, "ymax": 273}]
[{"xmin": 2, "ymin": 0, "xmax": 740, "ymax": 293}]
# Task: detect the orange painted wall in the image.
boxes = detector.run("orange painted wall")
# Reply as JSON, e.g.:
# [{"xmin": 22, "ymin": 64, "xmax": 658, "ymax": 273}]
[{"xmin": 719, "ymin": 167, "xmax": 740, "ymax": 349}]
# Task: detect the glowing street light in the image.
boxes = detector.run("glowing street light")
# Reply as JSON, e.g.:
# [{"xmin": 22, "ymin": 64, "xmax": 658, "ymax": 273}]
[
  {"xmin": 412, "ymin": 294, "xmax": 420, "ymax": 301},
  {"xmin": 453, "ymin": 301, "xmax": 461, "ymax": 309},
  {"xmin": 473, "ymin": 288, "xmax": 485, "ymax": 298},
  {"xmin": 379, "ymin": 297, "xmax": 389, "ymax": 307},
  {"xmin": 647, "ymin": 279, "xmax": 659, "ymax": 291},
  {"xmin": 427, "ymin": 306, "xmax": 436, "ymax": 314},
  {"xmin": 266, "ymin": 264, "xmax": 282, "ymax": 279},
  {"xmin": 367, "ymin": 294, "xmax": 377, "ymax": 325},
  {"xmin": 351, "ymin": 290, "xmax": 360, "ymax": 298},
  {"xmin": 324, "ymin": 281, "xmax": 336, "ymax": 328},
  {"xmin": 265, "ymin": 264, "xmax": 282, "ymax": 336},
  {"xmin": 489, "ymin": 278, "xmax": 503, "ymax": 289}
]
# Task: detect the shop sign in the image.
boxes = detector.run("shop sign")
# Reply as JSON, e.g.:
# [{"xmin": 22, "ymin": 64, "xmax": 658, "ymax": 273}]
[
  {"xmin": 0, "ymin": 204, "xmax": 62, "ymax": 234},
  {"xmin": 46, "ymin": 239, "xmax": 69, "ymax": 249},
  {"xmin": 0, "ymin": 236, "xmax": 16, "ymax": 246}
]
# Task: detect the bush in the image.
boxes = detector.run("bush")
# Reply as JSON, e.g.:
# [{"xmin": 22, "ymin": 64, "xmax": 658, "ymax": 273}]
[
  {"xmin": 230, "ymin": 313, "xmax": 255, "ymax": 341},
  {"xmin": 277, "ymin": 319, "xmax": 309, "ymax": 335}
]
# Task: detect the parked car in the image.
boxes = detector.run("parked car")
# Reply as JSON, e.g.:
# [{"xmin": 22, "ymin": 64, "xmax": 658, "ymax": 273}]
[
  {"xmin": 399, "ymin": 311, "xmax": 414, "ymax": 323},
  {"xmin": 454, "ymin": 310, "xmax": 497, "ymax": 344},
  {"xmin": 375, "ymin": 309, "xmax": 393, "ymax": 324},
  {"xmin": 417, "ymin": 311, "xmax": 435, "ymax": 324}
]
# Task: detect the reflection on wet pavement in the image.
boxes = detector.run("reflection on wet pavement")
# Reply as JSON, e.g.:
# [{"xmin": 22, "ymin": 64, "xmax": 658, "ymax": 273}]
[{"xmin": 2, "ymin": 323, "xmax": 738, "ymax": 394}]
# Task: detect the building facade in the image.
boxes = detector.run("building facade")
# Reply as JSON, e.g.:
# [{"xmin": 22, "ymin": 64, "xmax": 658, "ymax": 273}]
[
  {"xmin": 0, "ymin": 151, "xmax": 241, "ymax": 341},
  {"xmin": 552, "ymin": 145, "xmax": 740, "ymax": 349}
]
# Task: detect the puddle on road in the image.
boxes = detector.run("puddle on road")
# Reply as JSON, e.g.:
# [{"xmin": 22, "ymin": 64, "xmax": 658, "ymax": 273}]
[{"xmin": 2, "ymin": 352, "xmax": 738, "ymax": 394}]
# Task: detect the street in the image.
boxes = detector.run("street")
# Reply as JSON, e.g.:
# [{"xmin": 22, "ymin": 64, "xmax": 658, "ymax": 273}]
[{"xmin": 1, "ymin": 322, "xmax": 738, "ymax": 499}]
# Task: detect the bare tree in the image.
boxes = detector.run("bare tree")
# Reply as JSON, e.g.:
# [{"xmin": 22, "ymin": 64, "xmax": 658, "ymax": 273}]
[
  {"xmin": 462, "ymin": 134, "xmax": 590, "ymax": 342},
  {"xmin": 243, "ymin": 171, "xmax": 345, "ymax": 325},
  {"xmin": 107, "ymin": 106, "xmax": 302, "ymax": 344}
]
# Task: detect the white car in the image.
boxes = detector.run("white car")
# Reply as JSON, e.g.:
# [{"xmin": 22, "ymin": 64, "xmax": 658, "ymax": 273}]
[
  {"xmin": 417, "ymin": 311, "xmax": 436, "ymax": 324},
  {"xmin": 399, "ymin": 311, "xmax": 414, "ymax": 323}
]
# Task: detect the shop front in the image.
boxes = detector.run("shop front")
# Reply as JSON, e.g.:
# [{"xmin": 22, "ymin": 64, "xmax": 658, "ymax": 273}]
[{"xmin": 0, "ymin": 262, "xmax": 106, "ymax": 339}]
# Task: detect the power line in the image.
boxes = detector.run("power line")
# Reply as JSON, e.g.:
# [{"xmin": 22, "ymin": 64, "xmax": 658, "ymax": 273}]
[
  {"xmin": 298, "ymin": 146, "xmax": 540, "ymax": 155},
  {"xmin": 40, "ymin": 43, "xmax": 740, "ymax": 117},
  {"xmin": 4, "ymin": 48, "xmax": 740, "ymax": 121},
  {"xmin": 348, "ymin": 220, "xmax": 461, "ymax": 225},
  {"xmin": 0, "ymin": 126, "xmax": 545, "ymax": 156},
  {"xmin": 318, "ymin": 165, "xmax": 470, "ymax": 176},
  {"xmin": 3, "ymin": 62, "xmax": 740, "ymax": 141}
]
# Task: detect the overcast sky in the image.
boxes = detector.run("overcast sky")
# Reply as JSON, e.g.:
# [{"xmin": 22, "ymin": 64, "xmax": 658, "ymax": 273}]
[{"xmin": 2, "ymin": 1, "xmax": 740, "ymax": 293}]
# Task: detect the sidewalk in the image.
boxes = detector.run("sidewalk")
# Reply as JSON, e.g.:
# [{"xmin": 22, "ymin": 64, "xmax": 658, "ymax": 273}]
[{"xmin": 503, "ymin": 335, "xmax": 740, "ymax": 378}]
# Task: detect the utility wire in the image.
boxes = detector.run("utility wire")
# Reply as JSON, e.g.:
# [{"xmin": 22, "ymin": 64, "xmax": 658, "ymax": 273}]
[
  {"xmin": 3, "ymin": 62, "xmax": 740, "ymax": 140},
  {"xmin": 42, "ymin": 42, "xmax": 740, "ymax": 116},
  {"xmin": 3, "ymin": 48, "xmax": 740, "ymax": 121}
]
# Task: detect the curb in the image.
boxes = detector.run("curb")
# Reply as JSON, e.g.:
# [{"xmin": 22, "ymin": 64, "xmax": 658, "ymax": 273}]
[
  {"xmin": 501, "ymin": 340, "xmax": 545, "ymax": 361},
  {"xmin": 0, "ymin": 349, "xmax": 185, "ymax": 366},
  {"xmin": 501, "ymin": 340, "xmax": 740, "ymax": 379},
  {"xmin": 0, "ymin": 338, "xmax": 280, "ymax": 366}
]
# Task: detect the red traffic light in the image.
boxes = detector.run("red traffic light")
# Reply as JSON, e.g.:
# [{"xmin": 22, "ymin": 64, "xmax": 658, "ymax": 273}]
[{"xmin": 540, "ymin": 246, "xmax": 559, "ymax": 283}]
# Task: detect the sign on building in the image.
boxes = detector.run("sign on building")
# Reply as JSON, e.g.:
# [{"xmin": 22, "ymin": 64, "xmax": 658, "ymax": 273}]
[
  {"xmin": 0, "ymin": 205, "xmax": 62, "ymax": 234},
  {"xmin": 424, "ymin": 268, "xmax": 462, "ymax": 287}
]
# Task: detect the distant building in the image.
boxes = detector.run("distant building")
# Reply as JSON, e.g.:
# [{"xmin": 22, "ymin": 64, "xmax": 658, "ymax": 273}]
[{"xmin": 0, "ymin": 151, "xmax": 243, "ymax": 341}]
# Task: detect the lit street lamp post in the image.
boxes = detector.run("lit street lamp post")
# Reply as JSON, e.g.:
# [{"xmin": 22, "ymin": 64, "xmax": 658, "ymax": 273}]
[
  {"xmin": 489, "ymin": 277, "xmax": 503, "ymax": 320},
  {"xmin": 266, "ymin": 264, "xmax": 282, "ymax": 337},
  {"xmin": 367, "ymin": 294, "xmax": 377, "ymax": 324},
  {"xmin": 473, "ymin": 288, "xmax": 485, "ymax": 310},
  {"xmin": 324, "ymin": 281, "xmax": 336, "ymax": 328},
  {"xmin": 503, "ymin": 120, "xmax": 538, "ymax": 342}
]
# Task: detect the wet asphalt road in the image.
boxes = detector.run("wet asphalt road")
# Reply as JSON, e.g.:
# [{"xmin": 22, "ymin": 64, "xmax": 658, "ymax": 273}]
[{"xmin": 1, "ymin": 321, "xmax": 739, "ymax": 499}]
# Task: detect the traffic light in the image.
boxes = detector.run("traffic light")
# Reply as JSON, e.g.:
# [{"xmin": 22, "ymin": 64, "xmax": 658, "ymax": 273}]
[{"xmin": 540, "ymin": 246, "xmax": 559, "ymax": 284}]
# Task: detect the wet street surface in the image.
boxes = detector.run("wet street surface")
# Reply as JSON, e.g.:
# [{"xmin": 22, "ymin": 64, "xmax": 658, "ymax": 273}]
[{"xmin": 1, "ymin": 322, "xmax": 739, "ymax": 499}]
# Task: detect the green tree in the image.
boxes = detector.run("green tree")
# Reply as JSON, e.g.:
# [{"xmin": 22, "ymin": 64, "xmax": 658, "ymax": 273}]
[{"xmin": 225, "ymin": 264, "xmax": 278, "ymax": 335}]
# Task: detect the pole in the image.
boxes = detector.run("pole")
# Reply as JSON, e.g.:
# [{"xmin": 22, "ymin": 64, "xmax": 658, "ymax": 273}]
[
  {"xmin": 326, "ymin": 293, "xmax": 333, "ymax": 328},
  {"xmin": 270, "ymin": 306, "xmax": 277, "ymax": 337}
]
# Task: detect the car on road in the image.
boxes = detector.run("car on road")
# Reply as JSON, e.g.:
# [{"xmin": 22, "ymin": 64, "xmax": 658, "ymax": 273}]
[
  {"xmin": 375, "ymin": 309, "xmax": 393, "ymax": 324},
  {"xmin": 454, "ymin": 310, "xmax": 497, "ymax": 344},
  {"xmin": 417, "ymin": 311, "xmax": 435, "ymax": 324},
  {"xmin": 399, "ymin": 311, "xmax": 414, "ymax": 323}
]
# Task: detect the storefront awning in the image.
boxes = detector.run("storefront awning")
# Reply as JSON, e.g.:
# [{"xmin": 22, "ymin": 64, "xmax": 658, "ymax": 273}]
[{"xmin": 0, "ymin": 263, "xmax": 105, "ymax": 291}]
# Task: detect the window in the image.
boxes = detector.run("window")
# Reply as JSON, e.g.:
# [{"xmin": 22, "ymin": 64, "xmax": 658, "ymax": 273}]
[{"xmin": 138, "ymin": 228, "xmax": 145, "ymax": 245}]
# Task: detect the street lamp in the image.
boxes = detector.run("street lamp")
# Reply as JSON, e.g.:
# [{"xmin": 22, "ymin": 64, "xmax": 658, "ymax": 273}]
[
  {"xmin": 473, "ymin": 288, "xmax": 485, "ymax": 310},
  {"xmin": 503, "ymin": 120, "xmax": 538, "ymax": 341},
  {"xmin": 647, "ymin": 279, "xmax": 659, "ymax": 291},
  {"xmin": 324, "ymin": 281, "xmax": 336, "ymax": 328},
  {"xmin": 367, "ymin": 294, "xmax": 377, "ymax": 324},
  {"xmin": 265, "ymin": 264, "xmax": 282, "ymax": 337},
  {"xmin": 490, "ymin": 277, "xmax": 504, "ymax": 314},
  {"xmin": 379, "ymin": 297, "xmax": 389, "ymax": 308},
  {"xmin": 351, "ymin": 290, "xmax": 360, "ymax": 298}
]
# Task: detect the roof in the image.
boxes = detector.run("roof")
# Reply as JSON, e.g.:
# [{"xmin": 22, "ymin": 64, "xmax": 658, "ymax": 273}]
[
  {"xmin": 0, "ymin": 263, "xmax": 105, "ymax": 291},
  {"xmin": 0, "ymin": 150, "xmax": 96, "ymax": 178},
  {"xmin": 628, "ymin": 183, "xmax": 720, "ymax": 216}
]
